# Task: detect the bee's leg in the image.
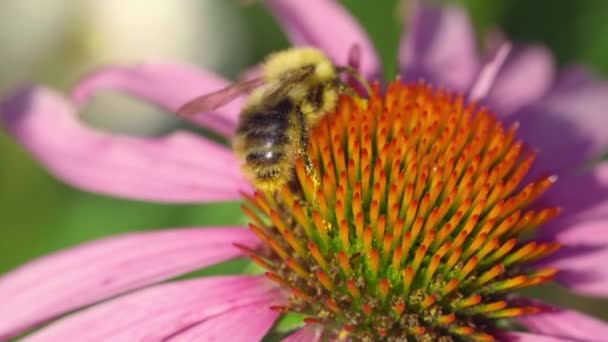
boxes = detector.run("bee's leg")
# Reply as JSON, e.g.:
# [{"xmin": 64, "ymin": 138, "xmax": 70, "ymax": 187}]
[
  {"xmin": 335, "ymin": 66, "xmax": 373, "ymax": 98},
  {"xmin": 300, "ymin": 134, "xmax": 314, "ymax": 173},
  {"xmin": 295, "ymin": 108, "xmax": 320, "ymax": 192},
  {"xmin": 334, "ymin": 80, "xmax": 359, "ymax": 97}
]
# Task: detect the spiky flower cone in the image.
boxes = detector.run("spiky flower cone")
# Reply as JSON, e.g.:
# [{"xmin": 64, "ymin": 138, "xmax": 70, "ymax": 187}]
[{"xmin": 240, "ymin": 81, "xmax": 561, "ymax": 341}]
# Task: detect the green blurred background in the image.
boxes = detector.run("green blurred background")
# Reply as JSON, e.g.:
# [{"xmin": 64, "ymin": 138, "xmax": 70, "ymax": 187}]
[{"xmin": 1, "ymin": 0, "xmax": 606, "ymax": 320}]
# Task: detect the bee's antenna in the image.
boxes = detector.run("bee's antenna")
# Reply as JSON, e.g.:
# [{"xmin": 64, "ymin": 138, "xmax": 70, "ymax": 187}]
[{"xmin": 336, "ymin": 66, "xmax": 373, "ymax": 98}]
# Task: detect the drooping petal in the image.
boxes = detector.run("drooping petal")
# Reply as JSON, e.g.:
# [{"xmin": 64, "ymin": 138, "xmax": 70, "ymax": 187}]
[
  {"xmin": 22, "ymin": 276, "xmax": 282, "ymax": 342},
  {"xmin": 539, "ymin": 219, "xmax": 608, "ymax": 297},
  {"xmin": 399, "ymin": 1, "xmax": 479, "ymax": 92},
  {"xmin": 540, "ymin": 162, "xmax": 608, "ymax": 225},
  {"xmin": 505, "ymin": 332, "xmax": 578, "ymax": 342},
  {"xmin": 1, "ymin": 87, "xmax": 250, "ymax": 203},
  {"xmin": 518, "ymin": 306, "xmax": 608, "ymax": 341},
  {"xmin": 264, "ymin": 0, "xmax": 380, "ymax": 79},
  {"xmin": 282, "ymin": 325, "xmax": 322, "ymax": 342},
  {"xmin": 511, "ymin": 66, "xmax": 608, "ymax": 173},
  {"xmin": 482, "ymin": 45, "xmax": 555, "ymax": 115},
  {"xmin": 0, "ymin": 227, "xmax": 260, "ymax": 340},
  {"xmin": 71, "ymin": 62, "xmax": 244, "ymax": 137}
]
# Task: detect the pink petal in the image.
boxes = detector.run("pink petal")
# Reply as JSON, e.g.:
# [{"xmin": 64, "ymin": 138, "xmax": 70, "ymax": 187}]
[
  {"xmin": 71, "ymin": 61, "xmax": 244, "ymax": 137},
  {"xmin": 282, "ymin": 325, "xmax": 322, "ymax": 342},
  {"xmin": 163, "ymin": 299, "xmax": 280, "ymax": 342},
  {"xmin": 505, "ymin": 332, "xmax": 577, "ymax": 342},
  {"xmin": 541, "ymin": 162, "xmax": 608, "ymax": 225},
  {"xmin": 539, "ymin": 219, "xmax": 608, "ymax": 297},
  {"xmin": 0, "ymin": 227, "xmax": 260, "ymax": 340},
  {"xmin": 399, "ymin": 1, "xmax": 480, "ymax": 92},
  {"xmin": 23, "ymin": 276, "xmax": 282, "ymax": 342},
  {"xmin": 518, "ymin": 306, "xmax": 608, "ymax": 341},
  {"xmin": 468, "ymin": 42, "xmax": 512, "ymax": 103},
  {"xmin": 483, "ymin": 45, "xmax": 555, "ymax": 115},
  {"xmin": 1, "ymin": 87, "xmax": 251, "ymax": 203},
  {"xmin": 264, "ymin": 0, "xmax": 380, "ymax": 79},
  {"xmin": 511, "ymin": 66, "xmax": 608, "ymax": 173}
]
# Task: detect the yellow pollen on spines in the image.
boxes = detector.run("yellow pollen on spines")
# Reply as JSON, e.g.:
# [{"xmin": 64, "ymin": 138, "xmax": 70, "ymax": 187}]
[{"xmin": 241, "ymin": 80, "xmax": 562, "ymax": 341}]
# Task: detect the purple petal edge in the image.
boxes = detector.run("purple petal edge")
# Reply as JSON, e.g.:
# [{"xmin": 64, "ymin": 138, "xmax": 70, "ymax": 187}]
[
  {"xmin": 511, "ymin": 66, "xmax": 608, "ymax": 174},
  {"xmin": 483, "ymin": 44, "xmax": 555, "ymax": 116},
  {"xmin": 399, "ymin": 1, "xmax": 480, "ymax": 92}
]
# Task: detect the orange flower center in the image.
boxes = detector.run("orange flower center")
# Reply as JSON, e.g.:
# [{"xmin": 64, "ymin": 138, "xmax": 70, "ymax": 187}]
[{"xmin": 240, "ymin": 80, "xmax": 560, "ymax": 341}]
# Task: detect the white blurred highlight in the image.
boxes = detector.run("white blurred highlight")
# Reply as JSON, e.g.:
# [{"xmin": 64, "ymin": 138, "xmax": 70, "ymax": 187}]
[{"xmin": 0, "ymin": 0, "xmax": 248, "ymax": 134}]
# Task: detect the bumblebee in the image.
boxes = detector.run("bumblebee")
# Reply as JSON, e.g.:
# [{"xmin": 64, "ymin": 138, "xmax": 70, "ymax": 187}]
[{"xmin": 177, "ymin": 47, "xmax": 369, "ymax": 192}]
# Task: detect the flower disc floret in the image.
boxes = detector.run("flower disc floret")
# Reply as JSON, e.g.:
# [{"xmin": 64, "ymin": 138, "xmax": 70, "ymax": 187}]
[{"xmin": 241, "ymin": 80, "xmax": 561, "ymax": 341}]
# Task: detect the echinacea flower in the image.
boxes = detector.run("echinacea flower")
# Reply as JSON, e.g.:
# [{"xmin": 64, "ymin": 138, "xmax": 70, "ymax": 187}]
[{"xmin": 1, "ymin": 1, "xmax": 608, "ymax": 341}]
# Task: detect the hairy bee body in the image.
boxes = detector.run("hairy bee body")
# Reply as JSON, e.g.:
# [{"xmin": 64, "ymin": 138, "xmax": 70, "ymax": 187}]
[
  {"xmin": 177, "ymin": 47, "xmax": 366, "ymax": 192},
  {"xmin": 233, "ymin": 48, "xmax": 342, "ymax": 191},
  {"xmin": 233, "ymin": 98, "xmax": 298, "ymax": 190}
]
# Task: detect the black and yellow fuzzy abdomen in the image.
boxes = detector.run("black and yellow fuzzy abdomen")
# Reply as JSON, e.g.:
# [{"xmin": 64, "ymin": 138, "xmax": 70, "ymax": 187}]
[{"xmin": 233, "ymin": 100, "xmax": 298, "ymax": 191}]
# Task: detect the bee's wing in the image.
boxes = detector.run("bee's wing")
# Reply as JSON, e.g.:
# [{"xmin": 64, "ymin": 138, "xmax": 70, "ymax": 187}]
[
  {"xmin": 262, "ymin": 65, "xmax": 316, "ymax": 105},
  {"xmin": 176, "ymin": 77, "xmax": 265, "ymax": 117}
]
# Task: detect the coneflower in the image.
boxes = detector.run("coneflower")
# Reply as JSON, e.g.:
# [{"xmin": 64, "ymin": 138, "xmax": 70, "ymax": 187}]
[{"xmin": 1, "ymin": 1, "xmax": 606, "ymax": 341}]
